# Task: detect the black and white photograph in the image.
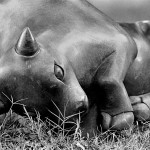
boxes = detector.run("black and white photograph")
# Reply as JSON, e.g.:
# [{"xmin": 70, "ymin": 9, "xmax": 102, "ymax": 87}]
[{"xmin": 0, "ymin": 0, "xmax": 150, "ymax": 149}]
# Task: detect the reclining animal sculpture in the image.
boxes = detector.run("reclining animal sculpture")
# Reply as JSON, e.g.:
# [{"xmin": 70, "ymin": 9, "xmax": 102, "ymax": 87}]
[{"xmin": 0, "ymin": 0, "xmax": 150, "ymax": 136}]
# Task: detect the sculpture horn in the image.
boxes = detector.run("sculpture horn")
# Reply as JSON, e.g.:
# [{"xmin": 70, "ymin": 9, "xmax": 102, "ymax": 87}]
[{"xmin": 15, "ymin": 27, "xmax": 39, "ymax": 56}]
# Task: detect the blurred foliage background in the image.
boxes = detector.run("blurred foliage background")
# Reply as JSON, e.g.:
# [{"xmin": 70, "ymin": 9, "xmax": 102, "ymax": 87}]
[{"xmin": 88, "ymin": 0, "xmax": 150, "ymax": 22}]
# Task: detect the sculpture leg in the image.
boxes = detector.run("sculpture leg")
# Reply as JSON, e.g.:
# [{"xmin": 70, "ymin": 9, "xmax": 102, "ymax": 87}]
[
  {"xmin": 96, "ymin": 79, "xmax": 134, "ymax": 130},
  {"xmin": 130, "ymin": 93, "xmax": 150, "ymax": 121},
  {"xmin": 80, "ymin": 104, "xmax": 98, "ymax": 137},
  {"xmin": 94, "ymin": 48, "xmax": 135, "ymax": 130}
]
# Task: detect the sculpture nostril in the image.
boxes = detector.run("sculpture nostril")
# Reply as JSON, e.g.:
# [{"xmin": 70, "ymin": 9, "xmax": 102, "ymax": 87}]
[{"xmin": 76, "ymin": 96, "xmax": 89, "ymax": 115}]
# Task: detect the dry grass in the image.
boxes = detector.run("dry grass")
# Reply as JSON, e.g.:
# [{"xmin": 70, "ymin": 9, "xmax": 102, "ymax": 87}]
[
  {"xmin": 0, "ymin": 95, "xmax": 150, "ymax": 149},
  {"xmin": 0, "ymin": 110, "xmax": 150, "ymax": 150}
]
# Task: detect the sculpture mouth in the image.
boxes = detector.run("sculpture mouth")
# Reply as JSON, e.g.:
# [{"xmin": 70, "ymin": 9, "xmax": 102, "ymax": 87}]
[{"xmin": 77, "ymin": 104, "xmax": 89, "ymax": 119}]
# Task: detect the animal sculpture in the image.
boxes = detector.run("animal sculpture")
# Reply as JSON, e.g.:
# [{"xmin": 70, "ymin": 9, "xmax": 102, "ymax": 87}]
[{"xmin": 0, "ymin": 0, "xmax": 149, "ymax": 136}]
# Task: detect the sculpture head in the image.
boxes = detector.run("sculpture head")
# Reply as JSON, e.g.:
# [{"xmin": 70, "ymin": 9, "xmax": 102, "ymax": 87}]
[{"xmin": 0, "ymin": 27, "xmax": 88, "ymax": 128}]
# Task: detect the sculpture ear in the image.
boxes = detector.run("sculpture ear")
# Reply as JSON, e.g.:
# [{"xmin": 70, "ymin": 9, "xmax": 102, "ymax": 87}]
[
  {"xmin": 138, "ymin": 21, "xmax": 150, "ymax": 35},
  {"xmin": 15, "ymin": 27, "xmax": 39, "ymax": 56}
]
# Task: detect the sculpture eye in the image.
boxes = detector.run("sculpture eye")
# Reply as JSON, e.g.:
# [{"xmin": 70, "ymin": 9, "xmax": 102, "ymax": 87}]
[{"xmin": 54, "ymin": 63, "xmax": 64, "ymax": 81}]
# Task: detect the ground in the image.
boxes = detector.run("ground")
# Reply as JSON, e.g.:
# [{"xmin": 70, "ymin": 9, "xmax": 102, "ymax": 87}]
[{"xmin": 0, "ymin": 110, "xmax": 150, "ymax": 150}]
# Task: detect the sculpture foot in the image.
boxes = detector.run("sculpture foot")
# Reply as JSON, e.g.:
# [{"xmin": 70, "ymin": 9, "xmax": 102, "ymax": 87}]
[
  {"xmin": 130, "ymin": 93, "xmax": 150, "ymax": 121},
  {"xmin": 100, "ymin": 112, "xmax": 134, "ymax": 130},
  {"xmin": 80, "ymin": 105, "xmax": 98, "ymax": 138}
]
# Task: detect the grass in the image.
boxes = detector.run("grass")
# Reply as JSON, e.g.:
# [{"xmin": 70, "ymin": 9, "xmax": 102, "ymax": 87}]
[
  {"xmin": 0, "ymin": 94, "xmax": 150, "ymax": 149},
  {"xmin": 0, "ymin": 110, "xmax": 150, "ymax": 150}
]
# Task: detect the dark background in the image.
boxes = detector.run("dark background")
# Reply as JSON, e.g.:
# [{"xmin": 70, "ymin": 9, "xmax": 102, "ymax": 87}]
[{"xmin": 88, "ymin": 0, "xmax": 150, "ymax": 22}]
